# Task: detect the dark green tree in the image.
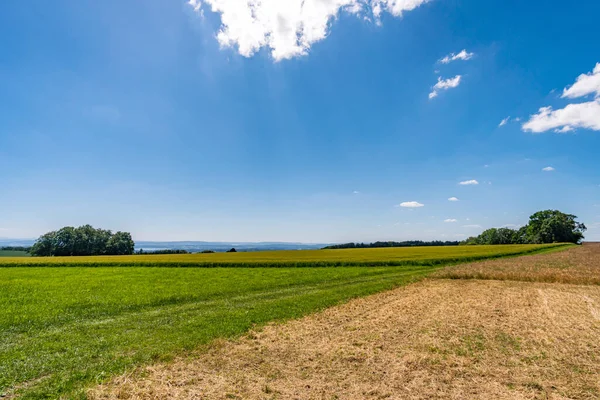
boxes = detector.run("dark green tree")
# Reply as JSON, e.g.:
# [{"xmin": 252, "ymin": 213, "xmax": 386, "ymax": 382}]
[
  {"xmin": 106, "ymin": 232, "xmax": 135, "ymax": 255},
  {"xmin": 526, "ymin": 210, "xmax": 586, "ymax": 244},
  {"xmin": 30, "ymin": 226, "xmax": 135, "ymax": 256}
]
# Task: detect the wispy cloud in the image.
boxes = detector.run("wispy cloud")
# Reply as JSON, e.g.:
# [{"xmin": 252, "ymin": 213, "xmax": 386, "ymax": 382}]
[
  {"xmin": 444, "ymin": 218, "xmax": 458, "ymax": 223},
  {"xmin": 448, "ymin": 197, "xmax": 459, "ymax": 201},
  {"xmin": 397, "ymin": 201, "xmax": 424, "ymax": 208},
  {"xmin": 459, "ymin": 179, "xmax": 479, "ymax": 185},
  {"xmin": 542, "ymin": 166, "xmax": 555, "ymax": 172},
  {"xmin": 439, "ymin": 49, "xmax": 474, "ymax": 64},
  {"xmin": 523, "ymin": 62, "xmax": 600, "ymax": 133},
  {"xmin": 462, "ymin": 224, "xmax": 481, "ymax": 228},
  {"xmin": 188, "ymin": 0, "xmax": 430, "ymax": 61},
  {"xmin": 429, "ymin": 75, "xmax": 461, "ymax": 99},
  {"xmin": 499, "ymin": 116, "xmax": 510, "ymax": 127}
]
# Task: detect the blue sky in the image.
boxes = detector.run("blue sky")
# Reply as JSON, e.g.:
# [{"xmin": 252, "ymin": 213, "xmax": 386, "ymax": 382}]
[{"xmin": 1, "ymin": 0, "xmax": 599, "ymax": 242}]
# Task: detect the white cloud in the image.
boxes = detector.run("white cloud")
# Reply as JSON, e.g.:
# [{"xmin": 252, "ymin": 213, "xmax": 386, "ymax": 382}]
[
  {"xmin": 429, "ymin": 75, "xmax": 461, "ymax": 99},
  {"xmin": 353, "ymin": 190, "xmax": 360, "ymax": 194},
  {"xmin": 444, "ymin": 218, "xmax": 458, "ymax": 223},
  {"xmin": 459, "ymin": 179, "xmax": 479, "ymax": 185},
  {"xmin": 562, "ymin": 63, "xmax": 600, "ymax": 99},
  {"xmin": 523, "ymin": 100, "xmax": 600, "ymax": 133},
  {"xmin": 555, "ymin": 126, "xmax": 574, "ymax": 133},
  {"xmin": 542, "ymin": 166, "xmax": 555, "ymax": 172},
  {"xmin": 462, "ymin": 224, "xmax": 481, "ymax": 228},
  {"xmin": 189, "ymin": 0, "xmax": 430, "ymax": 61},
  {"xmin": 502, "ymin": 224, "xmax": 520, "ymax": 228},
  {"xmin": 499, "ymin": 116, "xmax": 510, "ymax": 127},
  {"xmin": 188, "ymin": 0, "xmax": 202, "ymax": 11},
  {"xmin": 397, "ymin": 201, "xmax": 424, "ymax": 208},
  {"xmin": 439, "ymin": 49, "xmax": 474, "ymax": 64},
  {"xmin": 523, "ymin": 62, "xmax": 600, "ymax": 133},
  {"xmin": 448, "ymin": 197, "xmax": 459, "ymax": 201}
]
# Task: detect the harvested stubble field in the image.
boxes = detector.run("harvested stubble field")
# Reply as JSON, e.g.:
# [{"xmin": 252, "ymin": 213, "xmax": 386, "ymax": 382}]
[
  {"xmin": 0, "ymin": 244, "xmax": 577, "ymax": 399},
  {"xmin": 92, "ymin": 243, "xmax": 600, "ymax": 400}
]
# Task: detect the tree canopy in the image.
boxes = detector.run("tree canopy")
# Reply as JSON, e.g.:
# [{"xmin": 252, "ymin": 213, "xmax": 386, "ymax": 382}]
[
  {"xmin": 323, "ymin": 240, "xmax": 460, "ymax": 250},
  {"xmin": 462, "ymin": 210, "xmax": 586, "ymax": 245},
  {"xmin": 30, "ymin": 225, "xmax": 135, "ymax": 256}
]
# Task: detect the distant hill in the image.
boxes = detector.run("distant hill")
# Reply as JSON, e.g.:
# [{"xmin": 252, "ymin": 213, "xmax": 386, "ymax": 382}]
[
  {"xmin": 0, "ymin": 239, "xmax": 330, "ymax": 253},
  {"xmin": 134, "ymin": 241, "xmax": 331, "ymax": 253}
]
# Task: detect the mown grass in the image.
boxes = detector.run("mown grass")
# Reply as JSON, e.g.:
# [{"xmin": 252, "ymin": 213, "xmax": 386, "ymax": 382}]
[
  {"xmin": 0, "ymin": 244, "xmax": 567, "ymax": 398},
  {"xmin": 0, "ymin": 244, "xmax": 566, "ymax": 268},
  {"xmin": 1, "ymin": 266, "xmax": 434, "ymax": 399},
  {"xmin": 0, "ymin": 250, "xmax": 29, "ymax": 257}
]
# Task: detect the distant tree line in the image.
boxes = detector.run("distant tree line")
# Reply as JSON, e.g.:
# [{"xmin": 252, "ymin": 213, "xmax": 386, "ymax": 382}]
[
  {"xmin": 323, "ymin": 240, "xmax": 460, "ymax": 250},
  {"xmin": 30, "ymin": 225, "xmax": 135, "ymax": 256},
  {"xmin": 136, "ymin": 249, "xmax": 190, "ymax": 255},
  {"xmin": 0, "ymin": 246, "xmax": 31, "ymax": 253},
  {"xmin": 462, "ymin": 210, "xmax": 586, "ymax": 245}
]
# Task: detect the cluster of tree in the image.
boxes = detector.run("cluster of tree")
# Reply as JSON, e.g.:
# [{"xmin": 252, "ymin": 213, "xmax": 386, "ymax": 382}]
[
  {"xmin": 136, "ymin": 249, "xmax": 189, "ymax": 255},
  {"xmin": 323, "ymin": 240, "xmax": 460, "ymax": 250},
  {"xmin": 462, "ymin": 210, "xmax": 586, "ymax": 245},
  {"xmin": 0, "ymin": 246, "xmax": 31, "ymax": 252},
  {"xmin": 30, "ymin": 225, "xmax": 135, "ymax": 256}
]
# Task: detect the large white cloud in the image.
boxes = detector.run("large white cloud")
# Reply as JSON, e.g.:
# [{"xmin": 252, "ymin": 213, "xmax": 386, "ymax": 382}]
[
  {"xmin": 522, "ymin": 100, "xmax": 600, "ymax": 133},
  {"xmin": 189, "ymin": 0, "xmax": 430, "ymax": 61},
  {"xmin": 562, "ymin": 63, "xmax": 600, "ymax": 99},
  {"xmin": 523, "ymin": 62, "xmax": 600, "ymax": 133},
  {"xmin": 429, "ymin": 75, "xmax": 461, "ymax": 99}
]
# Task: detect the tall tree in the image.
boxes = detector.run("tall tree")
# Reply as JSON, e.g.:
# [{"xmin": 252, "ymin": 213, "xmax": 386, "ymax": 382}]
[
  {"xmin": 526, "ymin": 210, "xmax": 586, "ymax": 244},
  {"xmin": 30, "ymin": 226, "xmax": 136, "ymax": 256}
]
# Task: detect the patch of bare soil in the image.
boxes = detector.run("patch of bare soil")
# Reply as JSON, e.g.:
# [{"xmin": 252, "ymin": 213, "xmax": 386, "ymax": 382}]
[
  {"xmin": 91, "ymin": 278, "xmax": 600, "ymax": 400},
  {"xmin": 434, "ymin": 243, "xmax": 600, "ymax": 285}
]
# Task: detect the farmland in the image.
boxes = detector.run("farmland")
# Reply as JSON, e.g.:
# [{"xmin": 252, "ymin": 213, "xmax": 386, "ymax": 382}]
[
  {"xmin": 94, "ymin": 244, "xmax": 600, "ymax": 400},
  {"xmin": 0, "ymin": 244, "xmax": 568, "ymax": 398},
  {"xmin": 0, "ymin": 243, "xmax": 565, "ymax": 267}
]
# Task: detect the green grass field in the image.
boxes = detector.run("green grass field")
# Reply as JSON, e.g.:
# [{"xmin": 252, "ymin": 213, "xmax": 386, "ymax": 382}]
[
  {"xmin": 0, "ymin": 244, "xmax": 568, "ymax": 398},
  {"xmin": 0, "ymin": 250, "xmax": 29, "ymax": 257}
]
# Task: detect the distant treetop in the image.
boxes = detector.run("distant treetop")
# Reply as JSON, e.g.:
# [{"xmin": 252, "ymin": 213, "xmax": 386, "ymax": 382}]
[
  {"xmin": 30, "ymin": 225, "xmax": 135, "ymax": 257},
  {"xmin": 323, "ymin": 240, "xmax": 460, "ymax": 250},
  {"xmin": 461, "ymin": 210, "xmax": 586, "ymax": 245}
]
